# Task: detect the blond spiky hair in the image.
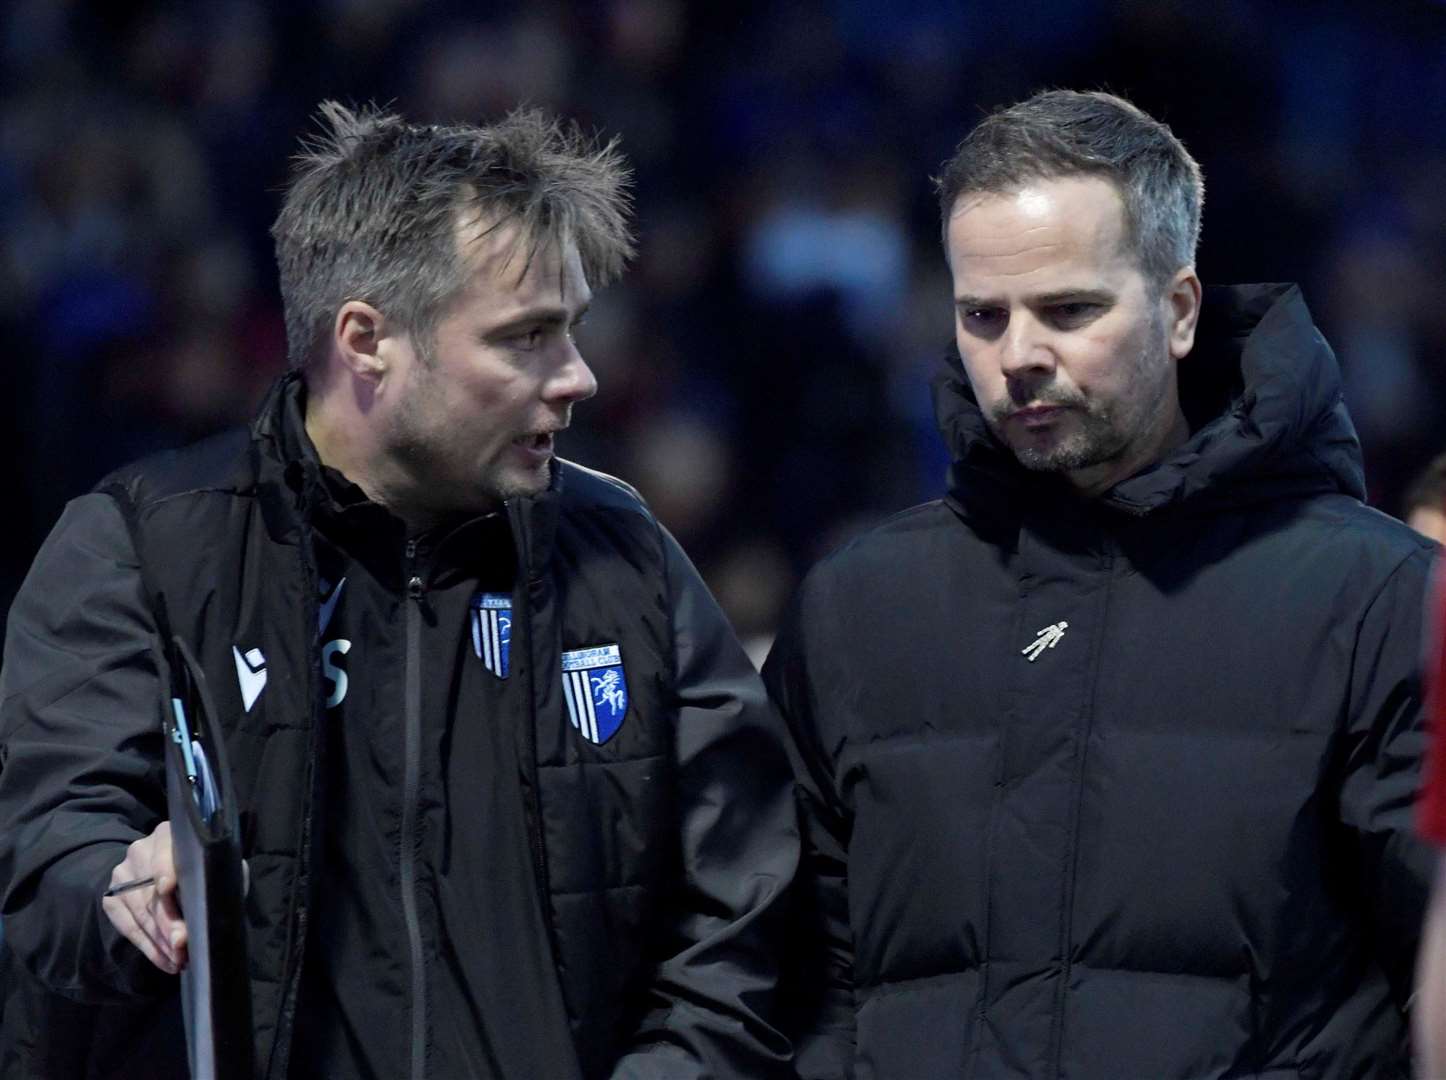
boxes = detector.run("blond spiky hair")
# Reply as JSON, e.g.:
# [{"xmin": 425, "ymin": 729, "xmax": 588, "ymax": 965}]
[{"xmin": 272, "ymin": 101, "xmax": 634, "ymax": 369}]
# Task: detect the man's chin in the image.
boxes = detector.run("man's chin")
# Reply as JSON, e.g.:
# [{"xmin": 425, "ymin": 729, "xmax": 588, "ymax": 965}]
[
  {"xmin": 1010, "ymin": 435, "xmax": 1105, "ymax": 474},
  {"xmin": 488, "ymin": 463, "xmax": 553, "ymax": 504},
  {"xmin": 1005, "ymin": 428, "xmax": 1074, "ymax": 472}
]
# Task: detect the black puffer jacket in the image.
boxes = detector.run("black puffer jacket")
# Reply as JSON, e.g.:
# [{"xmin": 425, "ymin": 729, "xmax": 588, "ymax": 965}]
[
  {"xmin": 0, "ymin": 374, "xmax": 798, "ymax": 1079},
  {"xmin": 765, "ymin": 284, "xmax": 1435, "ymax": 1079}
]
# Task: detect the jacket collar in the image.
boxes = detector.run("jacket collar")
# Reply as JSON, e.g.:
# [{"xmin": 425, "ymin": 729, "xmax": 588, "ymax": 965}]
[
  {"xmin": 245, "ymin": 371, "xmax": 315, "ymax": 545},
  {"xmin": 509, "ymin": 465, "xmax": 563, "ymax": 585}
]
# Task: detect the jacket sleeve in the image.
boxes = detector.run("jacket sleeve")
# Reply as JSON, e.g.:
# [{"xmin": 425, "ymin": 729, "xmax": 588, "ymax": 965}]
[
  {"xmin": 0, "ymin": 492, "xmax": 172, "ymax": 1003},
  {"xmin": 608, "ymin": 531, "xmax": 799, "ymax": 1080},
  {"xmin": 1337, "ymin": 544, "xmax": 1437, "ymax": 1007},
  {"xmin": 762, "ymin": 586, "xmax": 856, "ymax": 1080}
]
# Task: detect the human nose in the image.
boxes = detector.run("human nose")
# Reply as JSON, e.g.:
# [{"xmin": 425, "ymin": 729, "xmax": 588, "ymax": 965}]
[
  {"xmin": 999, "ymin": 312, "xmax": 1056, "ymax": 378},
  {"xmin": 547, "ymin": 338, "xmax": 598, "ymax": 403}
]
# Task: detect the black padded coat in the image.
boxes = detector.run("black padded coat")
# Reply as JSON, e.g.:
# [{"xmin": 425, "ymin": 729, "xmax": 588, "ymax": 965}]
[{"xmin": 766, "ymin": 284, "xmax": 1435, "ymax": 1079}]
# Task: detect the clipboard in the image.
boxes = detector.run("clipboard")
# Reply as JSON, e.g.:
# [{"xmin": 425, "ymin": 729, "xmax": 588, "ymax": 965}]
[{"xmin": 162, "ymin": 635, "xmax": 255, "ymax": 1080}]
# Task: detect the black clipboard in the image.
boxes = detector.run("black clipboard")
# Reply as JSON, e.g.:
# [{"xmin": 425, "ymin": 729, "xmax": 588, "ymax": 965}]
[{"xmin": 162, "ymin": 635, "xmax": 254, "ymax": 1080}]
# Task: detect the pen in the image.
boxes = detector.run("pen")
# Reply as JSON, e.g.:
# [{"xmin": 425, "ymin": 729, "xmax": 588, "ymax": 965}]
[{"xmin": 103, "ymin": 876, "xmax": 156, "ymax": 897}]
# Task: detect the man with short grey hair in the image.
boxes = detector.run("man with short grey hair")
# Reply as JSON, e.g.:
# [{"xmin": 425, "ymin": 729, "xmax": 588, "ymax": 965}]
[
  {"xmin": 0, "ymin": 102, "xmax": 798, "ymax": 1079},
  {"xmin": 767, "ymin": 89, "xmax": 1434, "ymax": 1078}
]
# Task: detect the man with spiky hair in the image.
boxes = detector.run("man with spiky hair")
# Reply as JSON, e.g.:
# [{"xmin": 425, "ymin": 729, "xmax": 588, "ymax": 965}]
[
  {"xmin": 766, "ymin": 90, "xmax": 1434, "ymax": 1077},
  {"xmin": 0, "ymin": 102, "xmax": 797, "ymax": 1079}
]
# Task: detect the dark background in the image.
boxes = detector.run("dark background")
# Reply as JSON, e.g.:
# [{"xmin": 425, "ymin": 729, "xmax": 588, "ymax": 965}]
[{"xmin": 4, "ymin": 0, "xmax": 1444, "ymax": 660}]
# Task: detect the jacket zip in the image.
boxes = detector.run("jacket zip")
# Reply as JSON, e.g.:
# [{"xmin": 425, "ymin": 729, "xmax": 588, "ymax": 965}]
[
  {"xmin": 402, "ymin": 539, "xmax": 427, "ymax": 1080},
  {"xmin": 506, "ymin": 502, "xmax": 556, "ymax": 950}
]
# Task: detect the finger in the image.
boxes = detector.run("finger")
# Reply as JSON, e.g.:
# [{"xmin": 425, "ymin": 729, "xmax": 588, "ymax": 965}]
[
  {"xmin": 102, "ymin": 895, "xmax": 177, "ymax": 974},
  {"xmin": 150, "ymin": 877, "xmax": 189, "ymax": 958},
  {"xmin": 157, "ymin": 894, "xmax": 190, "ymax": 971},
  {"xmin": 151, "ymin": 822, "xmax": 176, "ymax": 880},
  {"xmin": 124, "ymin": 884, "xmax": 179, "ymax": 968},
  {"xmin": 154, "ymin": 871, "xmax": 183, "ymax": 914}
]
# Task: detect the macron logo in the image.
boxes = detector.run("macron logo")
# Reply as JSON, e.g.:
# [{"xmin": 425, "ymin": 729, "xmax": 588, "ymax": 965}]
[
  {"xmin": 233, "ymin": 645, "xmax": 268, "ymax": 712},
  {"xmin": 318, "ymin": 577, "xmax": 347, "ymax": 638}
]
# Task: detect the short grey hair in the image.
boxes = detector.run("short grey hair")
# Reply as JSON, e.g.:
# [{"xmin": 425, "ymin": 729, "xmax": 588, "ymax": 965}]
[
  {"xmin": 935, "ymin": 90, "xmax": 1203, "ymax": 287},
  {"xmin": 272, "ymin": 101, "xmax": 635, "ymax": 370}
]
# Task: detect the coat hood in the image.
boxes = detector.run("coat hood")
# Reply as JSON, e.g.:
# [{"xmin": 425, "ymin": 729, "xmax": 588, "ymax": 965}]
[{"xmin": 931, "ymin": 283, "xmax": 1366, "ymax": 521}]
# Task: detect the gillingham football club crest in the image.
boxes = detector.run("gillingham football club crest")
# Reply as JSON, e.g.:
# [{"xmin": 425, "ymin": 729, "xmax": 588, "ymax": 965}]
[
  {"xmin": 470, "ymin": 593, "xmax": 511, "ymax": 678},
  {"xmin": 561, "ymin": 644, "xmax": 628, "ymax": 745}
]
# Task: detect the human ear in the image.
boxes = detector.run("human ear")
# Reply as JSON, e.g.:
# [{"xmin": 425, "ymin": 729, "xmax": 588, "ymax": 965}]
[
  {"xmin": 1165, "ymin": 268, "xmax": 1202, "ymax": 361},
  {"xmin": 333, "ymin": 302, "xmax": 389, "ymax": 381}
]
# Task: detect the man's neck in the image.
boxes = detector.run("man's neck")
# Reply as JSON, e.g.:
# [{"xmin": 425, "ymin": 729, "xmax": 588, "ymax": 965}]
[
  {"xmin": 304, "ymin": 393, "xmax": 497, "ymax": 533},
  {"xmin": 303, "ymin": 394, "xmax": 419, "ymax": 523}
]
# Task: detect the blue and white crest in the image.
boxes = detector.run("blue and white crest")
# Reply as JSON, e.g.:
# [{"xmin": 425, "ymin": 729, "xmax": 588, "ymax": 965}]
[
  {"xmin": 561, "ymin": 644, "xmax": 628, "ymax": 745},
  {"xmin": 470, "ymin": 592, "xmax": 511, "ymax": 678}
]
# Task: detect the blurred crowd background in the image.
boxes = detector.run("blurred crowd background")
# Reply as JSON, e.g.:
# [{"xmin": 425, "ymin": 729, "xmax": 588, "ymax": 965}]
[{"xmin": 3, "ymin": 0, "xmax": 1445, "ymax": 660}]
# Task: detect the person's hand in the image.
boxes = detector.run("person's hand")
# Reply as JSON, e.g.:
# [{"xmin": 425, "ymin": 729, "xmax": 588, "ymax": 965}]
[{"xmin": 101, "ymin": 821, "xmax": 187, "ymax": 974}]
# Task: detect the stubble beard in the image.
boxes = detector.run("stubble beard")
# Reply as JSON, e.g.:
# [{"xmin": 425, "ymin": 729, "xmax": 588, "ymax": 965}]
[
  {"xmin": 491, "ymin": 458, "xmax": 553, "ymax": 503},
  {"xmin": 386, "ymin": 369, "xmax": 503, "ymax": 518},
  {"xmin": 1008, "ymin": 407, "xmax": 1126, "ymax": 473},
  {"xmin": 990, "ymin": 318, "xmax": 1173, "ymax": 478},
  {"xmin": 389, "ymin": 370, "xmax": 560, "ymax": 517}
]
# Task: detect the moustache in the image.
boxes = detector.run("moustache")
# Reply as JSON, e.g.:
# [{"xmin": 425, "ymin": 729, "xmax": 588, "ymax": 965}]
[{"xmin": 987, "ymin": 384, "xmax": 1087, "ymax": 421}]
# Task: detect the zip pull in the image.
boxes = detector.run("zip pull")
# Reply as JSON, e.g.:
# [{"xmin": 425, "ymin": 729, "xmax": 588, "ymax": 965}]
[{"xmin": 404, "ymin": 538, "xmax": 425, "ymax": 602}]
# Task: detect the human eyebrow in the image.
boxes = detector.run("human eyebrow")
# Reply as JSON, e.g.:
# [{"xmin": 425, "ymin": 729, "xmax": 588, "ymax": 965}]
[
  {"xmin": 1031, "ymin": 288, "xmax": 1114, "ymax": 307},
  {"xmin": 489, "ymin": 302, "xmax": 590, "ymax": 338}
]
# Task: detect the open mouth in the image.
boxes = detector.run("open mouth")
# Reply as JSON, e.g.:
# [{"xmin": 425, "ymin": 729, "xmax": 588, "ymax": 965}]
[{"xmin": 513, "ymin": 432, "xmax": 556, "ymax": 452}]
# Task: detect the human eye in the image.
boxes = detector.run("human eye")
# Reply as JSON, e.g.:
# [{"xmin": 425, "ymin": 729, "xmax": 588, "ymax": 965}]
[
  {"xmin": 1046, "ymin": 301, "xmax": 1102, "ymax": 328},
  {"xmin": 510, "ymin": 326, "xmax": 545, "ymax": 351},
  {"xmin": 959, "ymin": 306, "xmax": 1007, "ymax": 338}
]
